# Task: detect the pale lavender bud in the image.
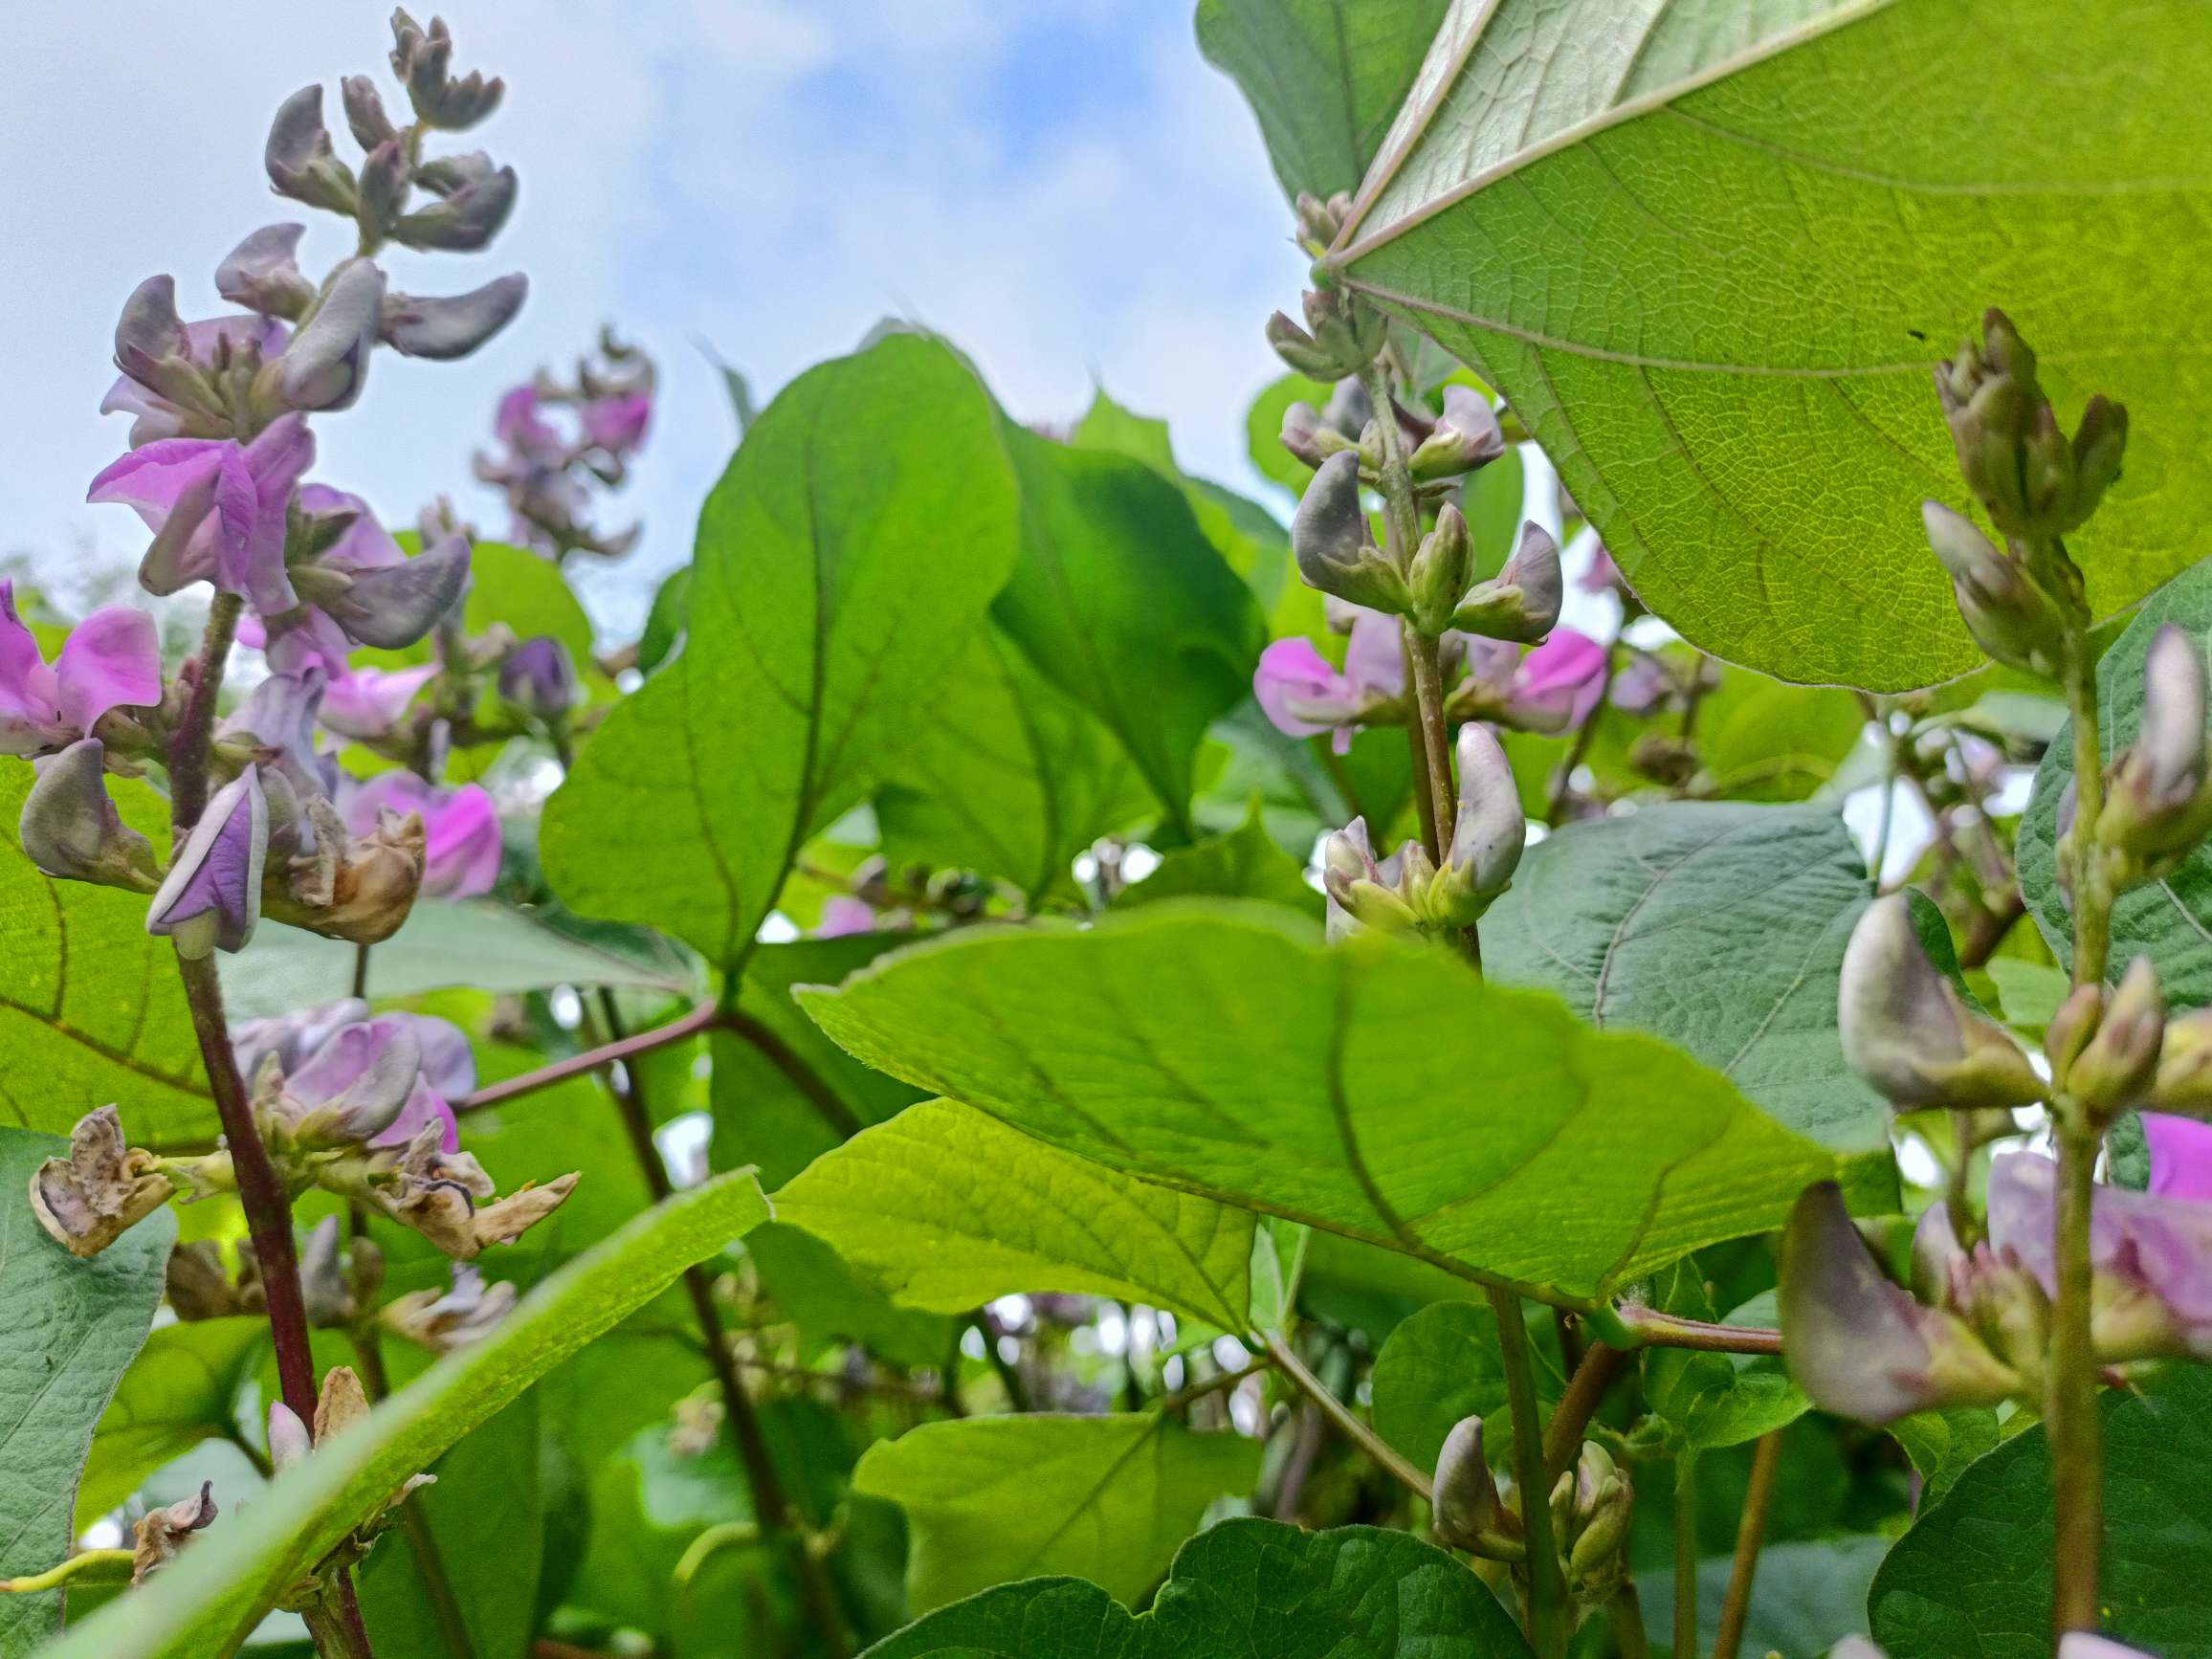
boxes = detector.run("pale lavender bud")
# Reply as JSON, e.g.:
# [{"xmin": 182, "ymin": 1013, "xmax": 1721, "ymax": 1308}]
[
  {"xmin": 1430, "ymin": 1416, "xmax": 1505, "ymax": 1552},
  {"xmin": 28, "ymin": 1105, "xmax": 177, "ymax": 1258},
  {"xmin": 1452, "ymin": 520, "xmax": 1562, "ymax": 644},
  {"xmin": 1278, "ymin": 401, "xmax": 1350, "ymax": 470},
  {"xmin": 2100, "ymin": 624, "xmax": 2212, "ymax": 863},
  {"xmin": 19, "ymin": 739, "xmax": 157, "ymax": 888},
  {"xmin": 414, "ymin": 149, "xmax": 497, "ymax": 197},
  {"xmin": 1837, "ymin": 894, "xmax": 2044, "ymax": 1109},
  {"xmin": 265, "ymin": 86, "xmax": 357, "ymax": 215},
  {"xmin": 1429, "ymin": 722, "xmax": 1523, "ymax": 925},
  {"xmin": 356, "ymin": 137, "xmax": 414, "ymax": 237},
  {"xmin": 299, "ymin": 529, "xmax": 471, "ymax": 651},
  {"xmin": 1293, "ymin": 452, "xmax": 1405, "ymax": 613},
  {"xmin": 147, "ymin": 766, "xmax": 267, "ymax": 959},
  {"xmin": 1778, "ymin": 1182, "xmax": 2020, "ymax": 1424},
  {"xmin": 1405, "ymin": 501, "xmax": 1474, "ymax": 632},
  {"xmin": 2066, "ymin": 957, "xmax": 2165, "ymax": 1116},
  {"xmin": 498, "ymin": 635, "xmax": 578, "ymax": 720},
  {"xmin": 276, "ymin": 258, "xmax": 386, "ymax": 412},
  {"xmin": 215, "ymin": 225, "xmax": 316, "ymax": 321},
  {"xmin": 267, "ymin": 1403, "xmax": 312, "ymax": 1472},
  {"xmin": 1920, "ymin": 501, "xmax": 2066, "ymax": 675},
  {"xmin": 381, "ymin": 274, "xmax": 528, "ymax": 361},
  {"xmin": 342, "ymin": 75, "xmax": 399, "ymax": 149},
  {"xmin": 112, "ymin": 275, "xmax": 187, "ymax": 384},
  {"xmin": 392, "ymin": 11, "xmax": 503, "ymax": 129},
  {"xmin": 1320, "ymin": 816, "xmax": 1418, "ymax": 941},
  {"xmin": 131, "ymin": 1480, "xmax": 216, "ymax": 1583},
  {"xmin": 1265, "ymin": 310, "xmax": 1340, "ymax": 380},
  {"xmin": 1408, "ymin": 385, "xmax": 1506, "ymax": 480},
  {"xmin": 391, "ymin": 163, "xmax": 518, "ymax": 252}
]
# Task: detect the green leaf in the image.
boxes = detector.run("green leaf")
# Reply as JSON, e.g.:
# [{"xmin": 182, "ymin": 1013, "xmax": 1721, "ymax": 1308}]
[
  {"xmin": 1642, "ymin": 1291, "xmax": 1805, "ymax": 1451},
  {"xmin": 46, "ymin": 1168, "xmax": 771, "ymax": 1658},
  {"xmin": 1194, "ymin": 0, "xmax": 1454, "ymax": 201},
  {"xmin": 863, "ymin": 1515, "xmax": 1533, "ymax": 1655},
  {"xmin": 1637, "ymin": 1536, "xmax": 1889, "ymax": 1659},
  {"xmin": 2018, "ymin": 554, "xmax": 2212, "ymax": 996},
  {"xmin": 854, "ymin": 1417, "xmax": 1259, "ymax": 1613},
  {"xmin": 1694, "ymin": 669, "xmax": 1870, "ymax": 803},
  {"xmin": 876, "ymin": 625, "xmax": 1153, "ymax": 903},
  {"xmin": 76, "ymin": 1316, "xmax": 265, "ymax": 1528},
  {"xmin": 999, "ymin": 421, "xmax": 1263, "ymax": 831},
  {"xmin": 1870, "ymin": 1363, "xmax": 2212, "ymax": 1657},
  {"xmin": 217, "ymin": 899, "xmax": 694, "ymax": 1020},
  {"xmin": 0, "ymin": 767, "xmax": 213, "ymax": 1142},
  {"xmin": 1982, "ymin": 958, "xmax": 2071, "ymax": 1034},
  {"xmin": 800, "ymin": 904, "xmax": 1840, "ymax": 1304},
  {"xmin": 1325, "ymin": 0, "xmax": 2212, "ymax": 689},
  {"xmin": 542, "ymin": 334, "xmax": 1022, "ymax": 962},
  {"xmin": 637, "ymin": 565, "xmax": 694, "ymax": 675},
  {"xmin": 1369, "ymin": 1299, "xmax": 1510, "ymax": 1469},
  {"xmin": 744, "ymin": 1220, "xmax": 958, "ymax": 1370},
  {"xmin": 1483, "ymin": 802, "xmax": 1887, "ymax": 1156},
  {"xmin": 1888, "ymin": 1406, "xmax": 2001, "ymax": 1514},
  {"xmin": 0, "ymin": 1127, "xmax": 172, "ymax": 1650},
  {"xmin": 1245, "ymin": 371, "xmax": 1337, "ymax": 498},
  {"xmin": 776, "ymin": 1097, "xmax": 1256, "ymax": 1330},
  {"xmin": 1112, "ymin": 805, "xmax": 1323, "ymax": 919}
]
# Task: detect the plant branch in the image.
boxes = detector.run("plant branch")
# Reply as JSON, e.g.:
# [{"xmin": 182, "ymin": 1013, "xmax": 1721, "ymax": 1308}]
[
  {"xmin": 1711, "ymin": 1430, "xmax": 1782, "ymax": 1659},
  {"xmin": 1609, "ymin": 1582, "xmax": 1652, "ymax": 1659},
  {"xmin": 1489, "ymin": 1287, "xmax": 1568, "ymax": 1659},
  {"xmin": 1542, "ymin": 1340, "xmax": 1625, "ymax": 1476},
  {"xmin": 167, "ymin": 592, "xmax": 241, "ymax": 829},
  {"xmin": 1260, "ymin": 1329, "xmax": 1431, "ymax": 1502},
  {"xmin": 1161, "ymin": 1355, "xmax": 1273, "ymax": 1413},
  {"xmin": 1673, "ymin": 1453, "xmax": 1699, "ymax": 1659},
  {"xmin": 1599, "ymin": 1306, "xmax": 1783, "ymax": 1356},
  {"xmin": 724, "ymin": 1008, "xmax": 865, "ymax": 1139},
  {"xmin": 454, "ymin": 1003, "xmax": 724, "ymax": 1114}
]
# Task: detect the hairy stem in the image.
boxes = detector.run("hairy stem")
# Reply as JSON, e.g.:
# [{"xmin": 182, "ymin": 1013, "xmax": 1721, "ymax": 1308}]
[
  {"xmin": 1711, "ymin": 1431, "xmax": 1782, "ymax": 1659},
  {"xmin": 1404, "ymin": 626, "xmax": 1459, "ymax": 859},
  {"xmin": 597, "ymin": 991, "xmax": 852, "ymax": 1655},
  {"xmin": 350, "ymin": 1331, "xmax": 476, "ymax": 1659},
  {"xmin": 1673, "ymin": 1453, "xmax": 1699, "ymax": 1659},
  {"xmin": 1260, "ymin": 1330, "xmax": 1432, "ymax": 1502},
  {"xmin": 1488, "ymin": 1287, "xmax": 1567, "ymax": 1659}
]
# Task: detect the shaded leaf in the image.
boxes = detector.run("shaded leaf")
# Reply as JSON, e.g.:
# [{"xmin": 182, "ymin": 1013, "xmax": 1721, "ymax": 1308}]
[
  {"xmin": 1113, "ymin": 806, "xmax": 1322, "ymax": 919},
  {"xmin": 76, "ymin": 1317, "xmax": 265, "ymax": 1529},
  {"xmin": 1889, "ymin": 1405, "xmax": 2001, "ymax": 1514}
]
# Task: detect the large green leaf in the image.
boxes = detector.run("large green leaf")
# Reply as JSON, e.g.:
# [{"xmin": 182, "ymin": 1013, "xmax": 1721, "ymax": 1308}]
[
  {"xmin": 541, "ymin": 335, "xmax": 1022, "ymax": 962},
  {"xmin": 998, "ymin": 423, "xmax": 1263, "ymax": 833},
  {"xmin": 1320, "ymin": 0, "xmax": 2212, "ymax": 689},
  {"xmin": 1484, "ymin": 802, "xmax": 1887, "ymax": 1156},
  {"xmin": 776, "ymin": 1097, "xmax": 1256, "ymax": 1331},
  {"xmin": 0, "ymin": 1127, "xmax": 171, "ymax": 1650},
  {"xmin": 1368, "ymin": 1299, "xmax": 1513, "ymax": 1470},
  {"xmin": 1888, "ymin": 1405, "xmax": 2000, "ymax": 1514},
  {"xmin": 1194, "ymin": 0, "xmax": 1455, "ymax": 201},
  {"xmin": 0, "ymin": 768, "xmax": 212, "ymax": 1141},
  {"xmin": 75, "ymin": 1316, "xmax": 265, "ymax": 1527},
  {"xmin": 46, "ymin": 1168, "xmax": 770, "ymax": 1658},
  {"xmin": 1869, "ymin": 1363, "xmax": 2212, "ymax": 1657},
  {"xmin": 863, "ymin": 1515, "xmax": 1533, "ymax": 1656},
  {"xmin": 2018, "ymin": 555, "xmax": 2212, "ymax": 998},
  {"xmin": 800, "ymin": 904, "xmax": 1839, "ymax": 1305},
  {"xmin": 855, "ymin": 1414, "xmax": 1260, "ymax": 1613}
]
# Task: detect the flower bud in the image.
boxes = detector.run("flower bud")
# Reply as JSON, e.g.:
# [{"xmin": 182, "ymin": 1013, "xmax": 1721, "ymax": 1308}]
[
  {"xmin": 1452, "ymin": 521, "xmax": 1563, "ymax": 644},
  {"xmin": 1293, "ymin": 189, "xmax": 1350, "ymax": 253},
  {"xmin": 299, "ymin": 1216, "xmax": 355, "ymax": 1328},
  {"xmin": 315, "ymin": 1364, "xmax": 372, "ymax": 1445},
  {"xmin": 2099, "ymin": 624, "xmax": 2212, "ymax": 867},
  {"xmin": 2152, "ymin": 1005, "xmax": 2212, "ymax": 1118},
  {"xmin": 215, "ymin": 224, "xmax": 316, "ymax": 321},
  {"xmin": 355, "ymin": 137, "xmax": 414, "ymax": 240},
  {"xmin": 1292, "ymin": 452, "xmax": 1406, "ymax": 612},
  {"xmin": 1406, "ymin": 502, "xmax": 1474, "ymax": 633},
  {"xmin": 1919, "ymin": 502, "xmax": 2068, "ymax": 675},
  {"xmin": 265, "ymin": 86, "xmax": 358, "ymax": 216},
  {"xmin": 1562, "ymin": 1442, "xmax": 1632, "ymax": 1582},
  {"xmin": 267, "ymin": 1404, "xmax": 312, "ymax": 1473},
  {"xmin": 1266, "ymin": 310, "xmax": 1344, "ymax": 380},
  {"xmin": 276, "ymin": 258, "xmax": 387, "ymax": 413},
  {"xmin": 414, "ymin": 149, "xmax": 497, "ymax": 198},
  {"xmin": 112, "ymin": 275, "xmax": 187, "ymax": 386},
  {"xmin": 29, "ymin": 1106, "xmax": 177, "ymax": 1258},
  {"xmin": 1408, "ymin": 386, "xmax": 1506, "ymax": 481},
  {"xmin": 391, "ymin": 163, "xmax": 518, "ymax": 252},
  {"xmin": 147, "ymin": 768, "xmax": 266, "ymax": 959},
  {"xmin": 2055, "ymin": 959, "xmax": 2162, "ymax": 1118},
  {"xmin": 300, "ymin": 529, "xmax": 471, "ymax": 651},
  {"xmin": 381, "ymin": 274, "xmax": 528, "ymax": 361},
  {"xmin": 131, "ymin": 1481, "xmax": 216, "ymax": 1584},
  {"xmin": 2069, "ymin": 395, "xmax": 2129, "ymax": 527},
  {"xmin": 1429, "ymin": 1416, "xmax": 1507, "ymax": 1553},
  {"xmin": 19, "ymin": 739, "xmax": 157, "ymax": 889},
  {"xmin": 498, "ymin": 635, "xmax": 579, "ymax": 721},
  {"xmin": 1778, "ymin": 1182, "xmax": 2020, "ymax": 1425},
  {"xmin": 1428, "ymin": 722, "xmax": 1524, "ymax": 927},
  {"xmin": 1278, "ymin": 401, "xmax": 1354, "ymax": 470},
  {"xmin": 1320, "ymin": 816, "xmax": 1419, "ymax": 940},
  {"xmin": 1837, "ymin": 894, "xmax": 2044, "ymax": 1109},
  {"xmin": 383, "ymin": 1262, "xmax": 517, "ymax": 1353},
  {"xmin": 341, "ymin": 75, "xmax": 399, "ymax": 149},
  {"xmin": 392, "ymin": 11, "xmax": 503, "ymax": 129}
]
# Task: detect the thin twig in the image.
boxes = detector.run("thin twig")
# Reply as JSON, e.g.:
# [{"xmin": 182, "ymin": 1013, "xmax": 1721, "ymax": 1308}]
[
  {"xmin": 1673, "ymin": 1453, "xmax": 1699, "ymax": 1659},
  {"xmin": 1261, "ymin": 1330, "xmax": 1431, "ymax": 1502},
  {"xmin": 1490, "ymin": 1286, "xmax": 1568, "ymax": 1659},
  {"xmin": 1711, "ymin": 1430, "xmax": 1782, "ymax": 1659},
  {"xmin": 1542, "ymin": 1340, "xmax": 1625, "ymax": 1476},
  {"xmin": 724, "ymin": 1009, "xmax": 864, "ymax": 1139},
  {"xmin": 1604, "ymin": 1308, "xmax": 1783, "ymax": 1356},
  {"xmin": 1160, "ymin": 1356, "xmax": 1273, "ymax": 1413},
  {"xmin": 455, "ymin": 1003, "xmax": 724, "ymax": 1113}
]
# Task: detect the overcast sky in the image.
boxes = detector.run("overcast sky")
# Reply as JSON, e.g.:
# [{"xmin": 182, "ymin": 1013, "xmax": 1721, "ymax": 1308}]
[{"xmin": 1, "ymin": 1, "xmax": 1295, "ymax": 630}]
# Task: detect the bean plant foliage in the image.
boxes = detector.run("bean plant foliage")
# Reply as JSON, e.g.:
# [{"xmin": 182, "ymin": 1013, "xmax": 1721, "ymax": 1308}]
[{"xmin": 5, "ymin": 7, "xmax": 2212, "ymax": 1659}]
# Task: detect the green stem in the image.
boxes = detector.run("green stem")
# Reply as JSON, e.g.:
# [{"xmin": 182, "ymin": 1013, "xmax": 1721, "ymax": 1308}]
[
  {"xmin": 1673, "ymin": 1453, "xmax": 1699, "ymax": 1659},
  {"xmin": 1404, "ymin": 625, "xmax": 1459, "ymax": 859},
  {"xmin": 1261, "ymin": 1330, "xmax": 1432, "ymax": 1502},
  {"xmin": 1488, "ymin": 1287, "xmax": 1567, "ymax": 1659},
  {"xmin": 0, "ymin": 1551, "xmax": 135, "ymax": 1594},
  {"xmin": 1711, "ymin": 1431, "xmax": 1781, "ymax": 1659}
]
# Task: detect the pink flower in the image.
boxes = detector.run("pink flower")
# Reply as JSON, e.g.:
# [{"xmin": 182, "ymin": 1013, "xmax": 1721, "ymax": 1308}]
[
  {"xmin": 494, "ymin": 386, "xmax": 564, "ymax": 462},
  {"xmin": 1252, "ymin": 607, "xmax": 1404, "ymax": 752},
  {"xmin": 147, "ymin": 766, "xmax": 267, "ymax": 958},
  {"xmin": 582, "ymin": 393, "xmax": 651, "ymax": 458},
  {"xmin": 0, "ymin": 582, "xmax": 163, "ymax": 756},
  {"xmin": 101, "ymin": 314, "xmax": 288, "ymax": 448},
  {"xmin": 2144, "ymin": 1112, "xmax": 2212, "ymax": 1202},
  {"xmin": 319, "ymin": 661, "xmax": 437, "ymax": 741},
  {"xmin": 88, "ymin": 414, "xmax": 316, "ymax": 614},
  {"xmin": 347, "ymin": 771, "xmax": 501, "ymax": 898},
  {"xmin": 815, "ymin": 895, "xmax": 876, "ymax": 938},
  {"xmin": 1463, "ymin": 630, "xmax": 1606, "ymax": 734}
]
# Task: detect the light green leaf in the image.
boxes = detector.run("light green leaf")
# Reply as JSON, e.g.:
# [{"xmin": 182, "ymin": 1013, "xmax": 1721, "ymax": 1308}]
[
  {"xmin": 776, "ymin": 1098, "xmax": 1256, "ymax": 1331},
  {"xmin": 542, "ymin": 335, "xmax": 1022, "ymax": 962},
  {"xmin": 46, "ymin": 1168, "xmax": 770, "ymax": 1659},
  {"xmin": 76, "ymin": 1317, "xmax": 265, "ymax": 1528},
  {"xmin": 1369, "ymin": 1299, "xmax": 1511, "ymax": 1470},
  {"xmin": 0, "ymin": 767, "xmax": 213, "ymax": 1142},
  {"xmin": 854, "ymin": 1414, "xmax": 1261, "ymax": 1613},
  {"xmin": 1325, "ymin": 0, "xmax": 2212, "ymax": 688},
  {"xmin": 1982, "ymin": 958, "xmax": 2070, "ymax": 1034},
  {"xmin": 217, "ymin": 899, "xmax": 694, "ymax": 1021},
  {"xmin": 1643, "ymin": 1291, "xmax": 1804, "ymax": 1451},
  {"xmin": 862, "ymin": 1515, "xmax": 1533, "ymax": 1656},
  {"xmin": 1194, "ymin": 0, "xmax": 1454, "ymax": 201},
  {"xmin": 1483, "ymin": 802, "xmax": 1887, "ymax": 1155},
  {"xmin": 1112, "ymin": 805, "xmax": 1322, "ymax": 919},
  {"xmin": 2018, "ymin": 555, "xmax": 2212, "ymax": 997},
  {"xmin": 1694, "ymin": 669, "xmax": 1870, "ymax": 802},
  {"xmin": 743, "ymin": 1220, "xmax": 958, "ymax": 1370},
  {"xmin": 800, "ymin": 904, "xmax": 1840, "ymax": 1304},
  {"xmin": 1001, "ymin": 421, "xmax": 1263, "ymax": 832},
  {"xmin": 0, "ymin": 1127, "xmax": 171, "ymax": 1650},
  {"xmin": 876, "ymin": 625, "xmax": 1153, "ymax": 904},
  {"xmin": 637, "ymin": 565, "xmax": 694, "ymax": 675},
  {"xmin": 1889, "ymin": 1405, "xmax": 2001, "ymax": 1514}
]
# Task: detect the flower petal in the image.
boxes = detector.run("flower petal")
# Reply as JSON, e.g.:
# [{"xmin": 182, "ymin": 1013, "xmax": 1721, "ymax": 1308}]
[{"xmin": 54, "ymin": 607, "xmax": 162, "ymax": 734}]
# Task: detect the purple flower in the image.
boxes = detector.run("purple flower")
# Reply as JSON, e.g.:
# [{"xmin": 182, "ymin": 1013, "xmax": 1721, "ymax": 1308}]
[
  {"xmin": 0, "ymin": 583, "xmax": 162, "ymax": 756},
  {"xmin": 814, "ymin": 895, "xmax": 876, "ymax": 939},
  {"xmin": 147, "ymin": 766, "xmax": 267, "ymax": 958},
  {"xmin": 219, "ymin": 668, "xmax": 340, "ymax": 800},
  {"xmin": 347, "ymin": 771, "xmax": 501, "ymax": 898},
  {"xmin": 276, "ymin": 258, "xmax": 385, "ymax": 413},
  {"xmin": 88, "ymin": 415, "xmax": 315, "ymax": 613},
  {"xmin": 2145, "ymin": 1112, "xmax": 2212, "ymax": 1202},
  {"xmin": 1461, "ymin": 629, "xmax": 1606, "ymax": 734},
  {"xmin": 1252, "ymin": 607, "xmax": 1404, "ymax": 751},
  {"xmin": 582, "ymin": 393, "xmax": 651, "ymax": 458},
  {"xmin": 497, "ymin": 636, "xmax": 577, "ymax": 721},
  {"xmin": 319, "ymin": 661, "xmax": 437, "ymax": 741},
  {"xmin": 232, "ymin": 997, "xmax": 370, "ymax": 1083},
  {"xmin": 282, "ymin": 1011, "xmax": 471, "ymax": 1151},
  {"xmin": 102, "ymin": 308, "xmax": 289, "ymax": 448},
  {"xmin": 1577, "ymin": 543, "xmax": 1623, "ymax": 595},
  {"xmin": 494, "ymin": 386, "xmax": 563, "ymax": 461},
  {"xmin": 254, "ymin": 487, "xmax": 470, "ymax": 670},
  {"xmin": 1607, "ymin": 652, "xmax": 1670, "ymax": 716}
]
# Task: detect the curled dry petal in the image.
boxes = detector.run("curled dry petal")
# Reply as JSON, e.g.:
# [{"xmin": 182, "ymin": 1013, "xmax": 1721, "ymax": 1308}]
[
  {"xmin": 383, "ymin": 1262, "xmax": 517, "ymax": 1352},
  {"xmin": 29, "ymin": 1105, "xmax": 177, "ymax": 1258},
  {"xmin": 131, "ymin": 1481, "xmax": 216, "ymax": 1584},
  {"xmin": 314, "ymin": 1364, "xmax": 372, "ymax": 1445}
]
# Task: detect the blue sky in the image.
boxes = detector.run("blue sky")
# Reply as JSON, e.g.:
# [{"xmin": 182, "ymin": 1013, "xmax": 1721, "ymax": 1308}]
[{"xmin": 0, "ymin": 1, "xmax": 1296, "ymax": 631}]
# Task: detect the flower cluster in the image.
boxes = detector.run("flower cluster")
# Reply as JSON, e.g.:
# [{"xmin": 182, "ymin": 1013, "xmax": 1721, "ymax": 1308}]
[{"xmin": 476, "ymin": 328, "xmax": 656, "ymax": 562}]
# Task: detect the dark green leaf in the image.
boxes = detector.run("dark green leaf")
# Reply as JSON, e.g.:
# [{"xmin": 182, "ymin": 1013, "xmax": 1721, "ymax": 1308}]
[{"xmin": 1889, "ymin": 1406, "xmax": 2001, "ymax": 1514}]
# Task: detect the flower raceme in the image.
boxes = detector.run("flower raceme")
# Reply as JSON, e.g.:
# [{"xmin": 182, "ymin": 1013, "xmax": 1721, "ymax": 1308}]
[{"xmin": 1321, "ymin": 724, "xmax": 1524, "ymax": 940}]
